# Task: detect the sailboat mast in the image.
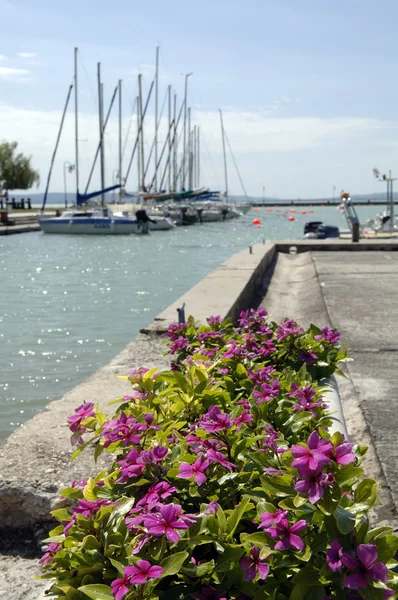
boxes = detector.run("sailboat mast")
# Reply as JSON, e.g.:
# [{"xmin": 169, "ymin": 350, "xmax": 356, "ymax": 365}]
[
  {"xmin": 219, "ymin": 109, "xmax": 228, "ymax": 202},
  {"xmin": 168, "ymin": 85, "xmax": 172, "ymax": 192},
  {"xmin": 137, "ymin": 95, "xmax": 141, "ymax": 193},
  {"xmin": 183, "ymin": 73, "xmax": 192, "ymax": 189},
  {"xmin": 154, "ymin": 46, "xmax": 159, "ymax": 192},
  {"xmin": 98, "ymin": 63, "xmax": 105, "ymax": 206},
  {"xmin": 187, "ymin": 107, "xmax": 192, "ymax": 189},
  {"xmin": 197, "ymin": 126, "xmax": 200, "ymax": 188},
  {"xmin": 173, "ymin": 93, "xmax": 177, "ymax": 191},
  {"xmin": 74, "ymin": 47, "xmax": 79, "ymax": 200},
  {"xmin": 118, "ymin": 79, "xmax": 123, "ymax": 198},
  {"xmin": 138, "ymin": 74, "xmax": 145, "ymax": 191}
]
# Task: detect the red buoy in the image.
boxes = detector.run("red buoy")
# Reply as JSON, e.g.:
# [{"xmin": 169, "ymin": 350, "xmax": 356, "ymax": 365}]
[
  {"xmin": 288, "ymin": 216, "xmax": 295, "ymax": 221},
  {"xmin": 252, "ymin": 218, "xmax": 261, "ymax": 225}
]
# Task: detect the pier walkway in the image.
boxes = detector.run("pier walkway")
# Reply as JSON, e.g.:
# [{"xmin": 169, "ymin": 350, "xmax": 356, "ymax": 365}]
[{"xmin": 260, "ymin": 249, "xmax": 398, "ymax": 527}]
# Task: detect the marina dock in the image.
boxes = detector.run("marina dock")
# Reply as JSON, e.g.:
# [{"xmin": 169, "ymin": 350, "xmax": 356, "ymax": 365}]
[{"xmin": 0, "ymin": 240, "xmax": 397, "ymax": 598}]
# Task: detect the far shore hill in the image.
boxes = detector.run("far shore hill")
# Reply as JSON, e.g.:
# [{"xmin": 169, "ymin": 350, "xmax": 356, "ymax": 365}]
[{"xmin": 6, "ymin": 191, "xmax": 398, "ymax": 206}]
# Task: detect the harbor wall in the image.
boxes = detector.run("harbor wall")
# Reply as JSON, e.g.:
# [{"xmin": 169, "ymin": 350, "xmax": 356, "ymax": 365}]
[
  {"xmin": 0, "ymin": 242, "xmax": 276, "ymax": 528},
  {"xmin": 1, "ymin": 239, "xmax": 397, "ymax": 529}
]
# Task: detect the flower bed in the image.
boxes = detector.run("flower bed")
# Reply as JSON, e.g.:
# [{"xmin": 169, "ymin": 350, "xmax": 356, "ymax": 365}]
[{"xmin": 40, "ymin": 309, "xmax": 398, "ymax": 599}]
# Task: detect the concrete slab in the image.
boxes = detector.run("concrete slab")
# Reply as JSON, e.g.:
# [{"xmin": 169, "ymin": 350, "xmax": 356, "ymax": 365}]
[{"xmin": 312, "ymin": 251, "xmax": 398, "ymax": 526}]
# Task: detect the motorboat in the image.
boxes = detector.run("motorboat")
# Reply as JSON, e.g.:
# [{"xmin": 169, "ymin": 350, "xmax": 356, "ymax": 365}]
[{"xmin": 40, "ymin": 207, "xmax": 141, "ymax": 235}]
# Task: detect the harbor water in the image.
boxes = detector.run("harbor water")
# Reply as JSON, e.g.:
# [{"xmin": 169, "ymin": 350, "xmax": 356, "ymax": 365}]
[{"xmin": 0, "ymin": 204, "xmax": 384, "ymax": 442}]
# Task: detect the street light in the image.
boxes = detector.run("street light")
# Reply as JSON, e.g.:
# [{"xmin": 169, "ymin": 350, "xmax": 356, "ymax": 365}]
[{"xmin": 63, "ymin": 161, "xmax": 75, "ymax": 208}]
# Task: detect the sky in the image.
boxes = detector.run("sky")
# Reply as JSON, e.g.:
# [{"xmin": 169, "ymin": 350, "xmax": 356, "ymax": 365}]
[{"xmin": 1, "ymin": 0, "xmax": 398, "ymax": 199}]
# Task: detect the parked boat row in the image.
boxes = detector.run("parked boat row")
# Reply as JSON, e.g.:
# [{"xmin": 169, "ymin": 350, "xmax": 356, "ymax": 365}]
[{"xmin": 39, "ymin": 48, "xmax": 249, "ymax": 235}]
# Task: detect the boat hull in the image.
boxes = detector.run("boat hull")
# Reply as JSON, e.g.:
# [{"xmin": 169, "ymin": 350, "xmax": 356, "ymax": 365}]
[{"xmin": 40, "ymin": 218, "xmax": 140, "ymax": 234}]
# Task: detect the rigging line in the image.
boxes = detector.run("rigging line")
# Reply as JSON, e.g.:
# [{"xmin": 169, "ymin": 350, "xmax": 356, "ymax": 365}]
[
  {"xmin": 224, "ymin": 129, "xmax": 248, "ymax": 199},
  {"xmin": 198, "ymin": 127, "xmax": 219, "ymax": 186},
  {"xmin": 124, "ymin": 79, "xmax": 155, "ymax": 187},
  {"xmin": 122, "ymin": 96, "xmax": 137, "ymax": 162},
  {"xmin": 144, "ymin": 87, "xmax": 168, "ymax": 180}
]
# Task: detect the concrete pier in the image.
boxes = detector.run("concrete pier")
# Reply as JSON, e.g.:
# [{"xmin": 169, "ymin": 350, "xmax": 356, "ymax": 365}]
[{"xmin": 1, "ymin": 240, "xmax": 397, "ymax": 599}]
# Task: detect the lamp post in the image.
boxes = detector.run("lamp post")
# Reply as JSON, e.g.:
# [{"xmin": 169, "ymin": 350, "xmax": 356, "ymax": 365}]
[{"xmin": 63, "ymin": 161, "xmax": 75, "ymax": 208}]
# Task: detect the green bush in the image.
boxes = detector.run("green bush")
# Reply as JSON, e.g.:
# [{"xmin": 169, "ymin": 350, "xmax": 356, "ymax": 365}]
[{"xmin": 39, "ymin": 309, "xmax": 398, "ymax": 599}]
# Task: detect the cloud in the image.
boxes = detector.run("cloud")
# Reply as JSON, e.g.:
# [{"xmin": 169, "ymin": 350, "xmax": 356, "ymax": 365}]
[
  {"xmin": 17, "ymin": 52, "xmax": 38, "ymax": 59},
  {"xmin": 0, "ymin": 66, "xmax": 30, "ymax": 79},
  {"xmin": 0, "ymin": 54, "xmax": 7, "ymax": 61},
  {"xmin": 0, "ymin": 102, "xmax": 396, "ymax": 197}
]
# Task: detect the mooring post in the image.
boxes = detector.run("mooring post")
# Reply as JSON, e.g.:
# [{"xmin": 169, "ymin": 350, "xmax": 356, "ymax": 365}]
[{"xmin": 177, "ymin": 302, "xmax": 186, "ymax": 323}]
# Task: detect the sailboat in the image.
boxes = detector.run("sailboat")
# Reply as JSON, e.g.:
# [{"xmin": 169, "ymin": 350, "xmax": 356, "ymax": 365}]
[{"xmin": 40, "ymin": 49, "xmax": 142, "ymax": 235}]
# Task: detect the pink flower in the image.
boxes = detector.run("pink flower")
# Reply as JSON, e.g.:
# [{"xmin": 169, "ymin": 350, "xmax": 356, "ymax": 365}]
[
  {"xmin": 295, "ymin": 471, "xmax": 335, "ymax": 504},
  {"xmin": 143, "ymin": 504, "xmax": 196, "ymax": 543},
  {"xmin": 239, "ymin": 547, "xmax": 270, "ymax": 581},
  {"xmin": 265, "ymin": 518, "xmax": 307, "ymax": 552},
  {"xmin": 314, "ymin": 327, "xmax": 340, "ymax": 344},
  {"xmin": 67, "ymin": 402, "xmax": 95, "ymax": 432},
  {"xmin": 299, "ymin": 349, "xmax": 318, "ymax": 365},
  {"xmin": 332, "ymin": 441, "xmax": 356, "ymax": 465},
  {"xmin": 111, "ymin": 561, "xmax": 164, "ymax": 599},
  {"xmin": 253, "ymin": 380, "xmax": 280, "ymax": 405},
  {"xmin": 124, "ymin": 560, "xmax": 164, "ymax": 584},
  {"xmin": 342, "ymin": 544, "xmax": 388, "ymax": 590},
  {"xmin": 74, "ymin": 498, "xmax": 117, "ymax": 518},
  {"xmin": 326, "ymin": 540, "xmax": 344, "ymax": 572},
  {"xmin": 38, "ymin": 542, "xmax": 62, "ymax": 567},
  {"xmin": 169, "ymin": 336, "xmax": 190, "ymax": 354},
  {"xmin": 258, "ymin": 509, "xmax": 287, "ymax": 529},
  {"xmin": 177, "ymin": 455, "xmax": 211, "ymax": 486},
  {"xmin": 291, "ymin": 431, "xmax": 332, "ymax": 477},
  {"xmin": 111, "ymin": 575, "xmax": 131, "ymax": 600},
  {"xmin": 234, "ymin": 409, "xmax": 253, "ymax": 431},
  {"xmin": 207, "ymin": 449, "xmax": 235, "ymax": 470}
]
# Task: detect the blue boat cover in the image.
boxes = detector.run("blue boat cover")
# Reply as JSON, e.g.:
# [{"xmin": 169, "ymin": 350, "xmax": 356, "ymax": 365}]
[{"xmin": 77, "ymin": 184, "xmax": 121, "ymax": 206}]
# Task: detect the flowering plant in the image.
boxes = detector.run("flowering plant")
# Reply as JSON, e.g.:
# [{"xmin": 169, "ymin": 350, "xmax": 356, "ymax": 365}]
[{"xmin": 39, "ymin": 309, "xmax": 398, "ymax": 599}]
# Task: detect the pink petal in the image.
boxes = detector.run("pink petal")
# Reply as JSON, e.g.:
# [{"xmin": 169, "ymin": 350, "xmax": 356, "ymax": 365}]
[
  {"xmin": 289, "ymin": 533, "xmax": 304, "ymax": 551},
  {"xmin": 147, "ymin": 566, "xmax": 165, "ymax": 579},
  {"xmin": 243, "ymin": 565, "xmax": 256, "ymax": 581},
  {"xmin": 239, "ymin": 557, "xmax": 252, "ymax": 571},
  {"xmin": 112, "ymin": 582, "xmax": 130, "ymax": 600},
  {"xmin": 368, "ymin": 562, "xmax": 388, "ymax": 584},
  {"xmin": 165, "ymin": 528, "xmax": 181, "ymax": 543},
  {"xmin": 129, "ymin": 574, "xmax": 147, "ymax": 585},
  {"xmin": 342, "ymin": 553, "xmax": 361, "ymax": 570},
  {"xmin": 257, "ymin": 562, "xmax": 270, "ymax": 580},
  {"xmin": 307, "ymin": 431, "xmax": 321, "ymax": 449},
  {"xmin": 289, "ymin": 520, "xmax": 307, "ymax": 534},
  {"xmin": 193, "ymin": 471, "xmax": 207, "ymax": 486},
  {"xmin": 356, "ymin": 544, "xmax": 379, "ymax": 569},
  {"xmin": 275, "ymin": 537, "xmax": 290, "ymax": 551},
  {"xmin": 177, "ymin": 463, "xmax": 193, "ymax": 478},
  {"xmin": 308, "ymin": 482, "xmax": 324, "ymax": 504},
  {"xmin": 295, "ymin": 479, "xmax": 311, "ymax": 494},
  {"xmin": 160, "ymin": 504, "xmax": 180, "ymax": 522},
  {"xmin": 136, "ymin": 560, "xmax": 151, "ymax": 571},
  {"xmin": 336, "ymin": 452, "xmax": 356, "ymax": 465},
  {"xmin": 124, "ymin": 566, "xmax": 141, "ymax": 577},
  {"xmin": 291, "ymin": 445, "xmax": 309, "ymax": 458},
  {"xmin": 146, "ymin": 525, "xmax": 166, "ymax": 537},
  {"xmin": 344, "ymin": 572, "xmax": 368, "ymax": 589}
]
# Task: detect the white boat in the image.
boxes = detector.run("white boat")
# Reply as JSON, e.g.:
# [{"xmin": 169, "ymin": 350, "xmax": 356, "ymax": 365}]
[{"xmin": 40, "ymin": 207, "xmax": 141, "ymax": 235}]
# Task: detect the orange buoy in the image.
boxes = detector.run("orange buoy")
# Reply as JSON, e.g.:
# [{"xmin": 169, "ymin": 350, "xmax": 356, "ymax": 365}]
[
  {"xmin": 276, "ymin": 208, "xmax": 280, "ymax": 212},
  {"xmin": 321, "ymin": 204, "xmax": 325, "ymax": 207},
  {"xmin": 255, "ymin": 207, "xmax": 260, "ymax": 211},
  {"xmin": 290, "ymin": 209, "xmax": 296, "ymax": 213},
  {"xmin": 288, "ymin": 216, "xmax": 295, "ymax": 221},
  {"xmin": 284, "ymin": 210, "xmax": 288, "ymax": 215},
  {"xmin": 252, "ymin": 218, "xmax": 261, "ymax": 225},
  {"xmin": 267, "ymin": 207, "xmax": 272, "ymax": 212},
  {"xmin": 301, "ymin": 210, "xmax": 307, "ymax": 214},
  {"xmin": 309, "ymin": 209, "xmax": 313, "ymax": 213}
]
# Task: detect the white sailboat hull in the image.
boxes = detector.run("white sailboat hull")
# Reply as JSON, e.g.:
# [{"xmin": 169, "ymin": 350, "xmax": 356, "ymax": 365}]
[{"xmin": 40, "ymin": 212, "xmax": 141, "ymax": 235}]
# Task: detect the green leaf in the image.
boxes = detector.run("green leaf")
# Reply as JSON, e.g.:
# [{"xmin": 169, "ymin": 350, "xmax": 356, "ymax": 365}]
[
  {"xmin": 216, "ymin": 546, "xmax": 245, "ymax": 573},
  {"xmin": 81, "ymin": 535, "xmax": 102, "ymax": 551},
  {"xmin": 160, "ymin": 551, "xmax": 188, "ymax": 577},
  {"xmin": 227, "ymin": 497, "xmax": 251, "ymax": 536},
  {"xmin": 109, "ymin": 558, "xmax": 125, "ymax": 576},
  {"xmin": 181, "ymin": 559, "xmax": 215, "ymax": 578},
  {"xmin": 240, "ymin": 532, "xmax": 271, "ymax": 547},
  {"xmin": 334, "ymin": 506, "xmax": 356, "ymax": 534},
  {"xmin": 351, "ymin": 479, "xmax": 378, "ymax": 513},
  {"xmin": 217, "ymin": 506, "xmax": 228, "ymax": 534},
  {"xmin": 78, "ymin": 584, "xmax": 114, "ymax": 600},
  {"xmin": 374, "ymin": 535, "xmax": 398, "ymax": 563}
]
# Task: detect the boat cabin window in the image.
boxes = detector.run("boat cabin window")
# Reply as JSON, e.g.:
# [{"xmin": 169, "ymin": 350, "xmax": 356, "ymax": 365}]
[
  {"xmin": 72, "ymin": 212, "xmax": 93, "ymax": 218},
  {"xmin": 103, "ymin": 208, "xmax": 109, "ymax": 217}
]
